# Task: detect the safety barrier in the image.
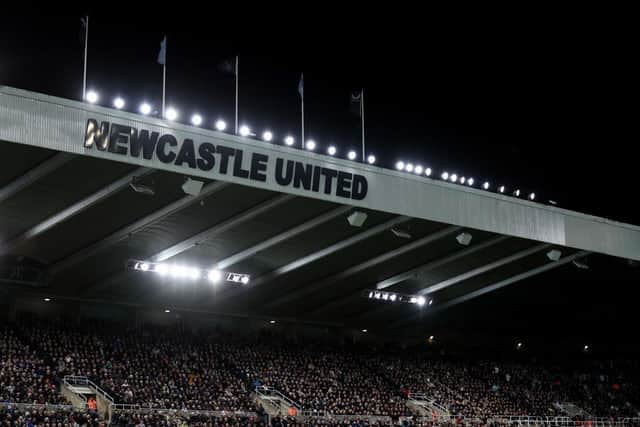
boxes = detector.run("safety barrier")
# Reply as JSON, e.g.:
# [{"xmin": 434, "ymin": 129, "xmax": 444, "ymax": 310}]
[
  {"xmin": 0, "ymin": 402, "xmax": 75, "ymax": 411},
  {"xmin": 297, "ymin": 413, "xmax": 393, "ymax": 423},
  {"xmin": 399, "ymin": 414, "xmax": 640, "ymax": 426},
  {"xmin": 110, "ymin": 406, "xmax": 258, "ymax": 418},
  {"xmin": 254, "ymin": 385, "xmax": 302, "ymax": 411},
  {"xmin": 63, "ymin": 375, "xmax": 115, "ymax": 405},
  {"xmin": 407, "ymin": 391, "xmax": 449, "ymax": 414}
]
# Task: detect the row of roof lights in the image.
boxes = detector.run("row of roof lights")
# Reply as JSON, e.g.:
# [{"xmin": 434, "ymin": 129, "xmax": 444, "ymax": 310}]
[
  {"xmin": 129, "ymin": 260, "xmax": 250, "ymax": 284},
  {"xmin": 395, "ymin": 161, "xmax": 536, "ymax": 200},
  {"xmin": 366, "ymin": 290, "xmax": 433, "ymax": 307},
  {"xmin": 87, "ymin": 91, "xmax": 378, "ymax": 164},
  {"xmin": 86, "ymin": 90, "xmax": 538, "ymax": 199}
]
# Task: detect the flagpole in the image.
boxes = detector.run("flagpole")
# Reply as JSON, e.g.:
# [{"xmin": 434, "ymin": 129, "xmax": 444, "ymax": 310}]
[
  {"xmin": 82, "ymin": 15, "xmax": 89, "ymax": 100},
  {"xmin": 235, "ymin": 55, "xmax": 239, "ymax": 134},
  {"xmin": 361, "ymin": 89, "xmax": 365, "ymax": 162},
  {"xmin": 301, "ymin": 73, "xmax": 305, "ymax": 149},
  {"xmin": 162, "ymin": 36, "xmax": 167, "ymax": 118},
  {"xmin": 162, "ymin": 63, "xmax": 166, "ymax": 118}
]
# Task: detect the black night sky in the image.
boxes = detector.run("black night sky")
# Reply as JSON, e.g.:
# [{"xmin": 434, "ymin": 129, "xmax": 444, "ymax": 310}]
[{"xmin": 1, "ymin": 6, "xmax": 638, "ymax": 348}]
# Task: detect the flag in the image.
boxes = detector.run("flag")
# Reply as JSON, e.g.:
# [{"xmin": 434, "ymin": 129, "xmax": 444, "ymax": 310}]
[
  {"xmin": 350, "ymin": 90, "xmax": 362, "ymax": 116},
  {"xmin": 79, "ymin": 17, "xmax": 87, "ymax": 47},
  {"xmin": 298, "ymin": 74, "xmax": 304, "ymax": 98},
  {"xmin": 218, "ymin": 58, "xmax": 237, "ymax": 75},
  {"xmin": 157, "ymin": 36, "xmax": 167, "ymax": 65}
]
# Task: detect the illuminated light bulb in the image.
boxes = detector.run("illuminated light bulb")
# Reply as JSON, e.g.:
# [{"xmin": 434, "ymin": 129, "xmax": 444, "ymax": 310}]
[{"xmin": 215, "ymin": 120, "xmax": 227, "ymax": 131}]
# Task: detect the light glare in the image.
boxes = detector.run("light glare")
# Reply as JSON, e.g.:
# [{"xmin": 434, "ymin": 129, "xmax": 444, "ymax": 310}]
[
  {"xmin": 396, "ymin": 161, "xmax": 405, "ymax": 170},
  {"xmin": 347, "ymin": 150, "xmax": 357, "ymax": 160},
  {"xmin": 284, "ymin": 136, "xmax": 295, "ymax": 146},
  {"xmin": 156, "ymin": 264, "xmax": 168, "ymax": 276},
  {"xmin": 239, "ymin": 125, "xmax": 251, "ymax": 136},
  {"xmin": 165, "ymin": 107, "xmax": 178, "ymax": 121},
  {"xmin": 86, "ymin": 90, "xmax": 98, "ymax": 104},
  {"xmin": 328, "ymin": 146, "xmax": 337, "ymax": 155},
  {"xmin": 306, "ymin": 140, "xmax": 316, "ymax": 150},
  {"xmin": 113, "ymin": 97, "xmax": 125, "ymax": 109},
  {"xmin": 262, "ymin": 131, "xmax": 273, "ymax": 142},
  {"xmin": 208, "ymin": 269, "xmax": 222, "ymax": 283},
  {"xmin": 215, "ymin": 119, "xmax": 227, "ymax": 131},
  {"xmin": 188, "ymin": 268, "xmax": 201, "ymax": 280},
  {"xmin": 191, "ymin": 114, "xmax": 203, "ymax": 126},
  {"xmin": 139, "ymin": 103, "xmax": 152, "ymax": 115}
]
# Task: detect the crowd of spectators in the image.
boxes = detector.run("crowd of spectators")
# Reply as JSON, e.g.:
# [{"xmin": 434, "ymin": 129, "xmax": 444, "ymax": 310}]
[
  {"xmin": 109, "ymin": 411, "xmax": 266, "ymax": 427},
  {"xmin": 370, "ymin": 356, "xmax": 556, "ymax": 417},
  {"xmin": 1, "ymin": 319, "xmax": 639, "ymax": 425},
  {"xmin": 370, "ymin": 354, "xmax": 639, "ymax": 419},
  {"xmin": 0, "ymin": 406, "xmax": 101, "ymax": 426},
  {"xmin": 221, "ymin": 338, "xmax": 409, "ymax": 417},
  {"xmin": 0, "ymin": 326, "xmax": 66, "ymax": 405},
  {"xmin": 19, "ymin": 321, "xmax": 256, "ymax": 412}
]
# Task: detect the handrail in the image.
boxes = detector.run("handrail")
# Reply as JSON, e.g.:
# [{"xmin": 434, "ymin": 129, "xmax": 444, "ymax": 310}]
[
  {"xmin": 63, "ymin": 375, "xmax": 114, "ymax": 404},
  {"xmin": 0, "ymin": 402, "xmax": 76, "ymax": 411},
  {"xmin": 110, "ymin": 407, "xmax": 258, "ymax": 418},
  {"xmin": 399, "ymin": 414, "xmax": 640, "ymax": 426},
  {"xmin": 297, "ymin": 413, "xmax": 393, "ymax": 423},
  {"xmin": 62, "ymin": 376, "xmax": 87, "ymax": 403},
  {"xmin": 406, "ymin": 391, "xmax": 448, "ymax": 413},
  {"xmin": 1, "ymin": 398, "xmax": 638, "ymax": 426},
  {"xmin": 254, "ymin": 385, "xmax": 302, "ymax": 410}
]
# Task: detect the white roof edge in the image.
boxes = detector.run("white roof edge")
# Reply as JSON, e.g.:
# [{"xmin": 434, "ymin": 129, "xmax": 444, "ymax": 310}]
[{"xmin": 1, "ymin": 86, "xmax": 639, "ymax": 260}]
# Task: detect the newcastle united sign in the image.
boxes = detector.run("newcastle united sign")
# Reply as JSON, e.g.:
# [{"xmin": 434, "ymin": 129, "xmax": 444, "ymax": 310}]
[{"xmin": 84, "ymin": 119, "xmax": 368, "ymax": 201}]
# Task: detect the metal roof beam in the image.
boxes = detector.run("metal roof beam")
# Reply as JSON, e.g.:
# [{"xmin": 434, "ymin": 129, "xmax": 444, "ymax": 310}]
[
  {"xmin": 211, "ymin": 216, "xmax": 414, "ymax": 307},
  {"xmin": 48, "ymin": 181, "xmax": 230, "ymax": 276},
  {"xmin": 216, "ymin": 206, "xmax": 352, "ymax": 270},
  {"xmin": 417, "ymin": 242, "xmax": 552, "ymax": 296},
  {"xmin": 377, "ymin": 235, "xmax": 510, "ymax": 291},
  {"xmin": 309, "ymin": 235, "xmax": 509, "ymax": 319},
  {"xmin": 0, "ymin": 153, "xmax": 73, "ymax": 204},
  {"xmin": 1, "ymin": 167, "xmax": 150, "ymax": 255},
  {"xmin": 151, "ymin": 194, "xmax": 295, "ymax": 262},
  {"xmin": 79, "ymin": 194, "xmax": 292, "ymax": 297},
  {"xmin": 386, "ymin": 251, "xmax": 590, "ymax": 330},
  {"xmin": 263, "ymin": 225, "xmax": 461, "ymax": 310}
]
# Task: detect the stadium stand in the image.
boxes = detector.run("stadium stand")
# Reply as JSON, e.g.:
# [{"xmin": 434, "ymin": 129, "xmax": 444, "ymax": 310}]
[
  {"xmin": 18, "ymin": 320, "xmax": 257, "ymax": 412},
  {"xmin": 1, "ymin": 318, "xmax": 639, "ymax": 426}
]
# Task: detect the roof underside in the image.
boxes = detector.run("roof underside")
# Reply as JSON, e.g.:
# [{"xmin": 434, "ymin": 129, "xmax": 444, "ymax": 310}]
[{"xmin": 0, "ymin": 142, "xmax": 594, "ymax": 329}]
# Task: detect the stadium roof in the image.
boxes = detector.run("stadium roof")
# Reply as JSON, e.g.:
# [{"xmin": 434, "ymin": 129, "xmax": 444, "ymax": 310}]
[{"xmin": 1, "ymin": 86, "xmax": 639, "ymax": 332}]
